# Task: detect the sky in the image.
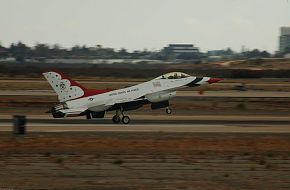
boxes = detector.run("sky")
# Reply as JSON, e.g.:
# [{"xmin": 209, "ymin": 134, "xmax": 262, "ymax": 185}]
[{"xmin": 0, "ymin": 0, "xmax": 290, "ymax": 52}]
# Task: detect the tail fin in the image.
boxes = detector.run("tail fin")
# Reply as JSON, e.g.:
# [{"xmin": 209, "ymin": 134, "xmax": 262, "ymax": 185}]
[
  {"xmin": 43, "ymin": 71, "xmax": 111, "ymax": 102},
  {"xmin": 43, "ymin": 71, "xmax": 87, "ymax": 102}
]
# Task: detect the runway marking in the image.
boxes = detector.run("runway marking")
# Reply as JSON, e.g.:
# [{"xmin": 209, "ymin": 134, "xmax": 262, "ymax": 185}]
[
  {"xmin": 1, "ymin": 118, "xmax": 290, "ymax": 125},
  {"xmin": 1, "ymin": 122, "xmax": 290, "ymax": 133}
]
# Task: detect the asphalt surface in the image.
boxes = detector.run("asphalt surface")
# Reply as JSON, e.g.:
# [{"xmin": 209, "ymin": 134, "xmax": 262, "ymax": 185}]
[
  {"xmin": 1, "ymin": 118, "xmax": 290, "ymax": 125},
  {"xmin": 1, "ymin": 117, "xmax": 290, "ymax": 133}
]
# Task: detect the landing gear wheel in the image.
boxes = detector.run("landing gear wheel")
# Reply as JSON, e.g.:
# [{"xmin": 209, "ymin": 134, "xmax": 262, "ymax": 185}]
[
  {"xmin": 166, "ymin": 108, "xmax": 172, "ymax": 114},
  {"xmin": 122, "ymin": 116, "xmax": 130, "ymax": 124},
  {"xmin": 86, "ymin": 112, "xmax": 92, "ymax": 120},
  {"xmin": 112, "ymin": 115, "xmax": 121, "ymax": 124}
]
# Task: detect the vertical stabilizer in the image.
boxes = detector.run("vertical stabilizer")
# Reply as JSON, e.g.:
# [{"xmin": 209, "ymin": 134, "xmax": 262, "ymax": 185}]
[{"xmin": 43, "ymin": 71, "xmax": 86, "ymax": 102}]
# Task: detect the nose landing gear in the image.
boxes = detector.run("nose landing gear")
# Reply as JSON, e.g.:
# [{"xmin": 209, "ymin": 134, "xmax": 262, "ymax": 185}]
[
  {"xmin": 166, "ymin": 107, "xmax": 172, "ymax": 114},
  {"xmin": 112, "ymin": 108, "xmax": 131, "ymax": 124}
]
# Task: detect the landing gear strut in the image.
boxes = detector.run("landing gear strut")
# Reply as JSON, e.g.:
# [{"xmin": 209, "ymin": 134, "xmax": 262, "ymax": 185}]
[
  {"xmin": 112, "ymin": 108, "xmax": 131, "ymax": 124},
  {"xmin": 166, "ymin": 107, "xmax": 172, "ymax": 114},
  {"xmin": 86, "ymin": 112, "xmax": 92, "ymax": 120}
]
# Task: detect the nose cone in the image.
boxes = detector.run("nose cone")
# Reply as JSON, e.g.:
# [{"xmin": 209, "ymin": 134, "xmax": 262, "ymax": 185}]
[{"xmin": 207, "ymin": 78, "xmax": 223, "ymax": 84}]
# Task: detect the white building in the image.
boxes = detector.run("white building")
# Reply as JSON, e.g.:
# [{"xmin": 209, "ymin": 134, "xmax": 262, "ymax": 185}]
[
  {"xmin": 163, "ymin": 44, "xmax": 200, "ymax": 55},
  {"xmin": 279, "ymin": 27, "xmax": 290, "ymax": 53}
]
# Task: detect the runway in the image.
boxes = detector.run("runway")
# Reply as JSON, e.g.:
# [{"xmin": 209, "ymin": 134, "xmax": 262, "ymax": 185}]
[
  {"xmin": 1, "ymin": 117, "xmax": 290, "ymax": 125},
  {"xmin": 1, "ymin": 116, "xmax": 290, "ymax": 133}
]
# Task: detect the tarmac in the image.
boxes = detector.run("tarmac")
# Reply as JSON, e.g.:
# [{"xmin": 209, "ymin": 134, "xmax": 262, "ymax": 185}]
[
  {"xmin": 0, "ymin": 88, "xmax": 289, "ymax": 134},
  {"xmin": 1, "ymin": 115, "xmax": 290, "ymax": 133}
]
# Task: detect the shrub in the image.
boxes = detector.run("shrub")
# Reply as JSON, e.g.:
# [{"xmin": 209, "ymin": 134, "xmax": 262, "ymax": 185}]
[{"xmin": 113, "ymin": 159, "xmax": 124, "ymax": 165}]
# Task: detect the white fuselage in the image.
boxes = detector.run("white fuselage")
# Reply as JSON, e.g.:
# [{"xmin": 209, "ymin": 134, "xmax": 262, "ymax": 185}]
[{"xmin": 65, "ymin": 76, "xmax": 209, "ymax": 113}]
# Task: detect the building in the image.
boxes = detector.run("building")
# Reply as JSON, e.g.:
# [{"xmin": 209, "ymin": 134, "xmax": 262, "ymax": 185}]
[
  {"xmin": 0, "ymin": 46, "xmax": 8, "ymax": 57},
  {"xmin": 163, "ymin": 44, "xmax": 200, "ymax": 58},
  {"xmin": 207, "ymin": 49, "xmax": 234, "ymax": 56},
  {"xmin": 279, "ymin": 27, "xmax": 290, "ymax": 53},
  {"xmin": 207, "ymin": 49, "xmax": 231, "ymax": 61}
]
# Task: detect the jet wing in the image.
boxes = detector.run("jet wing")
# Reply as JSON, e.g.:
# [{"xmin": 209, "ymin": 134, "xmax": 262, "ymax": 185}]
[
  {"xmin": 110, "ymin": 96, "xmax": 146, "ymax": 105},
  {"xmin": 105, "ymin": 96, "xmax": 146, "ymax": 106},
  {"xmin": 103, "ymin": 96, "xmax": 148, "ymax": 111}
]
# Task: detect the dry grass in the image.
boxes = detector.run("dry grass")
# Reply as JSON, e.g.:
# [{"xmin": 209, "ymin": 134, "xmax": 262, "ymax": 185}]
[{"xmin": 0, "ymin": 132, "xmax": 290, "ymax": 190}]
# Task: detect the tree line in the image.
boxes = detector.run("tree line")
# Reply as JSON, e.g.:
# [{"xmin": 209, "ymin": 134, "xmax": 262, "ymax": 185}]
[
  {"xmin": 0, "ymin": 41, "xmax": 277, "ymax": 63},
  {"xmin": 0, "ymin": 42, "xmax": 162, "ymax": 62}
]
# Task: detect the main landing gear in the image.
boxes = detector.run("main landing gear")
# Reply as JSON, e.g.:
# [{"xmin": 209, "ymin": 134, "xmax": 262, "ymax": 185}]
[{"xmin": 112, "ymin": 109, "xmax": 131, "ymax": 124}]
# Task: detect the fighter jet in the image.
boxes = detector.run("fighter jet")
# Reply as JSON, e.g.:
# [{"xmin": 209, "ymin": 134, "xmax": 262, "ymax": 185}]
[{"xmin": 43, "ymin": 71, "xmax": 222, "ymax": 124}]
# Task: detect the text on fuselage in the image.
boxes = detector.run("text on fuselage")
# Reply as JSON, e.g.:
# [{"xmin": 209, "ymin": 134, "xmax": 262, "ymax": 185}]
[{"xmin": 109, "ymin": 88, "xmax": 139, "ymax": 97}]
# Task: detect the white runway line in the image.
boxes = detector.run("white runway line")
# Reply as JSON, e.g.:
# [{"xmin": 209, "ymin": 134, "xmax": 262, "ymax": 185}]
[{"xmin": 1, "ymin": 123, "xmax": 290, "ymax": 133}]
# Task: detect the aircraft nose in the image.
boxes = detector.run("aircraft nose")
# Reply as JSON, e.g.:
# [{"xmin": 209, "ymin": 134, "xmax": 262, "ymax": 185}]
[{"xmin": 207, "ymin": 78, "xmax": 223, "ymax": 84}]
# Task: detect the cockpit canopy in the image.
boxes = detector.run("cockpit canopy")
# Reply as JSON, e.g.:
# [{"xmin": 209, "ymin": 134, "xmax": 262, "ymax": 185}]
[{"xmin": 155, "ymin": 72, "xmax": 191, "ymax": 80}]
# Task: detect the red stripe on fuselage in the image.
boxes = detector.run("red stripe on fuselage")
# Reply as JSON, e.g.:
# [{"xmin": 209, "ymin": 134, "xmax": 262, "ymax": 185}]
[
  {"xmin": 82, "ymin": 89, "xmax": 112, "ymax": 98},
  {"xmin": 48, "ymin": 70, "xmax": 112, "ymax": 100}
]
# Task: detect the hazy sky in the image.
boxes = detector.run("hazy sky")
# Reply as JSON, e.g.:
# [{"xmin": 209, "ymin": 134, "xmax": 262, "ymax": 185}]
[{"xmin": 0, "ymin": 0, "xmax": 290, "ymax": 52}]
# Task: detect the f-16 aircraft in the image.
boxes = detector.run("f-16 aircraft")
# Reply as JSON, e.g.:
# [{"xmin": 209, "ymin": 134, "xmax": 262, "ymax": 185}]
[{"xmin": 43, "ymin": 71, "xmax": 222, "ymax": 124}]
